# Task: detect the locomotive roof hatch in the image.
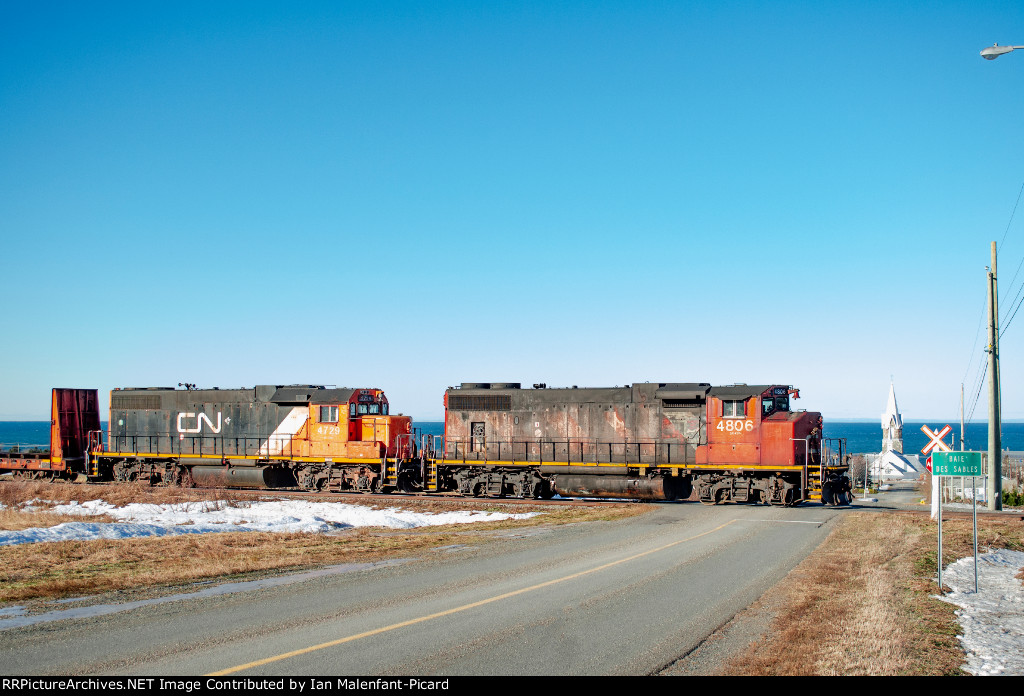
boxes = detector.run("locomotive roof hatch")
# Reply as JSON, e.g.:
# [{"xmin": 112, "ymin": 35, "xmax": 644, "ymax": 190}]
[
  {"xmin": 269, "ymin": 386, "xmax": 359, "ymax": 404},
  {"xmin": 709, "ymin": 385, "xmax": 780, "ymax": 399},
  {"xmin": 654, "ymin": 383, "xmax": 711, "ymax": 400}
]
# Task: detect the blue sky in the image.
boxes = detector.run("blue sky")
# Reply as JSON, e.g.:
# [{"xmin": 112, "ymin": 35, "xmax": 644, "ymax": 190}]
[{"xmin": 3, "ymin": 1, "xmax": 1024, "ymax": 423}]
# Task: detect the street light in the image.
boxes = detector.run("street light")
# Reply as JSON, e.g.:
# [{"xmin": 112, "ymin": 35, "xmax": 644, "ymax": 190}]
[
  {"xmin": 979, "ymin": 50, "xmax": 1009, "ymax": 509},
  {"xmin": 981, "ymin": 43, "xmax": 1024, "ymax": 60}
]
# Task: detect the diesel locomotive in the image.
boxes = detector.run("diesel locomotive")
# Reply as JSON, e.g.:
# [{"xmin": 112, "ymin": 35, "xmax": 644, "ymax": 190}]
[
  {"xmin": 0, "ymin": 381, "xmax": 851, "ymax": 505},
  {"xmin": 442, "ymin": 382, "xmax": 850, "ymax": 505}
]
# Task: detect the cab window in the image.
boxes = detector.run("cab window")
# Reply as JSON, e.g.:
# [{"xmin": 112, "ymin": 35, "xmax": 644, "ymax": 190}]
[
  {"xmin": 762, "ymin": 396, "xmax": 790, "ymax": 417},
  {"xmin": 319, "ymin": 405, "xmax": 339, "ymax": 423},
  {"xmin": 368, "ymin": 404, "xmax": 380, "ymax": 415},
  {"xmin": 723, "ymin": 400, "xmax": 745, "ymax": 417}
]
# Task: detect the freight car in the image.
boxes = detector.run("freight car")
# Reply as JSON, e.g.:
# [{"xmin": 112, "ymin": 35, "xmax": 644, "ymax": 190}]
[
  {"xmin": 0, "ymin": 389, "xmax": 99, "ymax": 481},
  {"xmin": 441, "ymin": 382, "xmax": 850, "ymax": 505}
]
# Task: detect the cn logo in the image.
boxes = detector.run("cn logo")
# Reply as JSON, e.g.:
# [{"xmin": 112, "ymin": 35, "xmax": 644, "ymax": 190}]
[{"xmin": 177, "ymin": 412, "xmax": 223, "ymax": 434}]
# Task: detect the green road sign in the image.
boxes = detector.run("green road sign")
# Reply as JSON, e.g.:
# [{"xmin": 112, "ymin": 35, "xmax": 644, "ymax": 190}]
[{"xmin": 932, "ymin": 451, "xmax": 982, "ymax": 476}]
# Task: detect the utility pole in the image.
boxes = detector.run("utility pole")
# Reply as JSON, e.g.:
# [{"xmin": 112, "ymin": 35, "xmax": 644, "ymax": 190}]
[{"xmin": 987, "ymin": 241, "xmax": 1003, "ymax": 511}]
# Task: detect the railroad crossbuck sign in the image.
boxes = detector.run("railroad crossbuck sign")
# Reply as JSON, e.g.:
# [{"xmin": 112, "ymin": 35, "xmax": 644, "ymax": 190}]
[
  {"xmin": 931, "ymin": 451, "xmax": 983, "ymax": 477},
  {"xmin": 920, "ymin": 424, "xmax": 953, "ymax": 454}
]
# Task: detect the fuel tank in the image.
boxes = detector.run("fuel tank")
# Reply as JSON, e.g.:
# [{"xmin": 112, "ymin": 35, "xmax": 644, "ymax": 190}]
[
  {"xmin": 552, "ymin": 474, "xmax": 691, "ymax": 501},
  {"xmin": 189, "ymin": 465, "xmax": 296, "ymax": 489}
]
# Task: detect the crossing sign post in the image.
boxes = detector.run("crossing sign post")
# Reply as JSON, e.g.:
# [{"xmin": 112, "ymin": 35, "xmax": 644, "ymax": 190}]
[
  {"xmin": 921, "ymin": 425, "xmax": 954, "ymax": 594},
  {"xmin": 923, "ymin": 429, "xmax": 981, "ymax": 594}
]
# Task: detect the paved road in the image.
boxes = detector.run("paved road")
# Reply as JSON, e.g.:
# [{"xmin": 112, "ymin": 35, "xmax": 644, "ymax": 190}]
[
  {"xmin": 0, "ymin": 502, "xmax": 845, "ymax": 676},
  {"xmin": 851, "ymin": 480, "xmax": 927, "ymax": 510}
]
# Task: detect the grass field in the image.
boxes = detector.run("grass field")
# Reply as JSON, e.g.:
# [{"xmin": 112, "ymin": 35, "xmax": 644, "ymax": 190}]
[
  {"xmin": 730, "ymin": 511, "xmax": 1024, "ymax": 676},
  {"xmin": 0, "ymin": 481, "xmax": 645, "ymax": 603}
]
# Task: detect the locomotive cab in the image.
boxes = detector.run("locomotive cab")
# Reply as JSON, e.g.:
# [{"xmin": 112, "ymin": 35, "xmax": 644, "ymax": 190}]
[
  {"xmin": 697, "ymin": 384, "xmax": 836, "ymax": 505},
  {"xmin": 705, "ymin": 385, "xmax": 812, "ymax": 467}
]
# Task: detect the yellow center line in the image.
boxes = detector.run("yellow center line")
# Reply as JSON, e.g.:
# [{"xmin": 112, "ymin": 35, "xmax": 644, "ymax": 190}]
[{"xmin": 208, "ymin": 518, "xmax": 739, "ymax": 675}]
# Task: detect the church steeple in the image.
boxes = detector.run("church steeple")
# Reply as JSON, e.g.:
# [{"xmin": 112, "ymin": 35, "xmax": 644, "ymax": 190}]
[{"xmin": 881, "ymin": 381, "xmax": 903, "ymax": 453}]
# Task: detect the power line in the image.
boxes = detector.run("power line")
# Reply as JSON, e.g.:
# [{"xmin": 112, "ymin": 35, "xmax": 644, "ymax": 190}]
[
  {"xmin": 966, "ymin": 360, "xmax": 988, "ymax": 424},
  {"xmin": 963, "ymin": 294, "xmax": 987, "ymax": 384},
  {"xmin": 998, "ymin": 179, "xmax": 1024, "ymax": 252}
]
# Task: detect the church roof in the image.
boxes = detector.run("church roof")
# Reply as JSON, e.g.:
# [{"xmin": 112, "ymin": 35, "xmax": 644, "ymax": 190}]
[
  {"xmin": 881, "ymin": 381, "xmax": 903, "ymax": 431},
  {"xmin": 871, "ymin": 450, "xmax": 924, "ymax": 480}
]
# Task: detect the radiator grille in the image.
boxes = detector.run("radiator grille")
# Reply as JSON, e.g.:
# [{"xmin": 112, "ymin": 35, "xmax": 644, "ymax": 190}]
[
  {"xmin": 111, "ymin": 394, "xmax": 163, "ymax": 410},
  {"xmin": 448, "ymin": 395, "xmax": 512, "ymax": 412}
]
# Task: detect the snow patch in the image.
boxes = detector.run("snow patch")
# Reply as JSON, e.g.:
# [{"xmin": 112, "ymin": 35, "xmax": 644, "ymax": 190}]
[
  {"xmin": 0, "ymin": 498, "xmax": 542, "ymax": 546},
  {"xmin": 936, "ymin": 549, "xmax": 1024, "ymax": 676}
]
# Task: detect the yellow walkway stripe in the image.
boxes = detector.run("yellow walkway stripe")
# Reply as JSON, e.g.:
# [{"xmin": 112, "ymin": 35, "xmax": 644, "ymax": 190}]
[{"xmin": 208, "ymin": 518, "xmax": 739, "ymax": 676}]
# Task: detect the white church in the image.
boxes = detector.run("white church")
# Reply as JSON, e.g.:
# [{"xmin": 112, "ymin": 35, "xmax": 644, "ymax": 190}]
[{"xmin": 867, "ymin": 382, "xmax": 926, "ymax": 481}]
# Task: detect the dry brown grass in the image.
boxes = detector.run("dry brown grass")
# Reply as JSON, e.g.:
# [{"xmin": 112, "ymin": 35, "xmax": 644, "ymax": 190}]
[
  {"xmin": 0, "ymin": 507, "xmax": 117, "ymax": 531},
  {"xmin": 0, "ymin": 480, "xmax": 254, "ymax": 510},
  {"xmin": 730, "ymin": 511, "xmax": 1024, "ymax": 676},
  {"xmin": 0, "ymin": 529, "xmax": 464, "ymax": 602},
  {"xmin": 0, "ymin": 481, "xmax": 125, "ymax": 530},
  {"xmin": 0, "ymin": 480, "xmax": 647, "ymax": 602}
]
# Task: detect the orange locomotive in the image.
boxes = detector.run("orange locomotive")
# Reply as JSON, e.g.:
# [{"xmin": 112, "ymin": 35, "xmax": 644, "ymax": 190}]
[{"xmin": 440, "ymin": 382, "xmax": 850, "ymax": 505}]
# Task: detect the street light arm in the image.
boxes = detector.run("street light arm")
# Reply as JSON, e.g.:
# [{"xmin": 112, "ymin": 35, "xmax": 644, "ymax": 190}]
[{"xmin": 981, "ymin": 43, "xmax": 1024, "ymax": 60}]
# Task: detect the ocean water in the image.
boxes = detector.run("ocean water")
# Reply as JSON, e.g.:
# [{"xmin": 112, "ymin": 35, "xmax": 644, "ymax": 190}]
[
  {"xmin": 825, "ymin": 421, "xmax": 1024, "ymax": 455},
  {"xmin": 3, "ymin": 420, "xmax": 1020, "ymax": 455}
]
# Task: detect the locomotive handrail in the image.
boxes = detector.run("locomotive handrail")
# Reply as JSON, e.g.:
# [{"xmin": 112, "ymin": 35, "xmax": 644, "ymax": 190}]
[
  {"xmin": 0, "ymin": 442, "xmax": 50, "ymax": 452},
  {"xmin": 441, "ymin": 437, "xmax": 696, "ymax": 465},
  {"xmin": 108, "ymin": 431, "xmax": 299, "ymax": 459},
  {"xmin": 420, "ymin": 433, "xmax": 442, "ymax": 459}
]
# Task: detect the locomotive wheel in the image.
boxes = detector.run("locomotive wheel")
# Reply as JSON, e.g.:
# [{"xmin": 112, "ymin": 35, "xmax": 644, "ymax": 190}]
[
  {"xmin": 397, "ymin": 471, "xmax": 418, "ymax": 493},
  {"xmin": 821, "ymin": 481, "xmax": 834, "ymax": 506}
]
